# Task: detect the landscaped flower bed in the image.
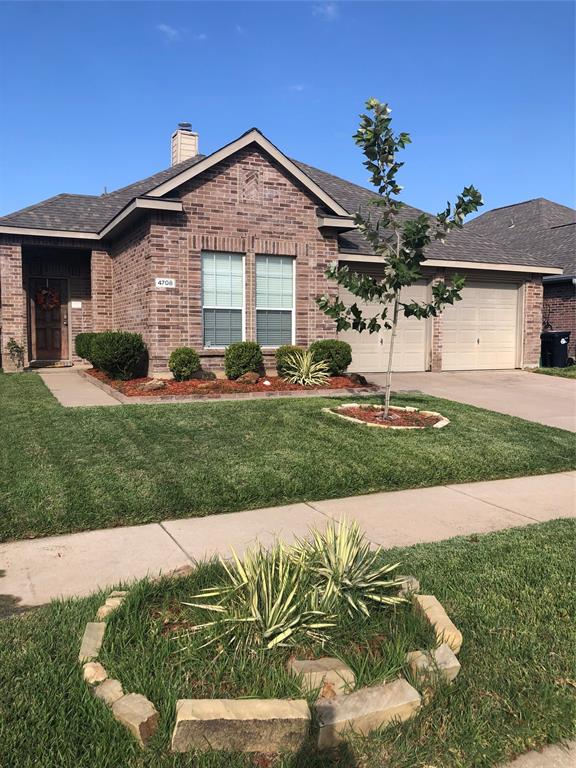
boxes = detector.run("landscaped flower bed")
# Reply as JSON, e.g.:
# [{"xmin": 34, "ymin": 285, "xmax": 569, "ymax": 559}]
[
  {"xmin": 87, "ymin": 368, "xmax": 370, "ymax": 397},
  {"xmin": 326, "ymin": 403, "xmax": 450, "ymax": 429}
]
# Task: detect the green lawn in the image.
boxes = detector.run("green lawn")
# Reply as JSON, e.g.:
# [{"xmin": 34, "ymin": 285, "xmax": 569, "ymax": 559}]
[
  {"xmin": 530, "ymin": 366, "xmax": 576, "ymax": 379},
  {"xmin": 1, "ymin": 520, "xmax": 574, "ymax": 768},
  {"xmin": 1, "ymin": 372, "xmax": 575, "ymax": 542}
]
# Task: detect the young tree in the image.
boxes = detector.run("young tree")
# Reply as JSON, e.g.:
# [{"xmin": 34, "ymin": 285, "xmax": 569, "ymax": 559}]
[{"xmin": 317, "ymin": 98, "xmax": 483, "ymax": 419}]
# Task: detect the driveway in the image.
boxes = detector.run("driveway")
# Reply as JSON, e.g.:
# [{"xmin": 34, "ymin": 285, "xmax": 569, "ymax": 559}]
[{"xmin": 368, "ymin": 370, "xmax": 576, "ymax": 431}]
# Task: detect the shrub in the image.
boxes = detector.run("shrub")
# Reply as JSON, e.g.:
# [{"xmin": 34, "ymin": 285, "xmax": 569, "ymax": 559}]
[
  {"xmin": 309, "ymin": 339, "xmax": 352, "ymax": 376},
  {"xmin": 275, "ymin": 345, "xmax": 305, "ymax": 377},
  {"xmin": 168, "ymin": 347, "xmax": 201, "ymax": 381},
  {"xmin": 90, "ymin": 332, "xmax": 148, "ymax": 380},
  {"xmin": 224, "ymin": 342, "xmax": 263, "ymax": 380},
  {"xmin": 74, "ymin": 332, "xmax": 98, "ymax": 364},
  {"xmin": 281, "ymin": 349, "xmax": 330, "ymax": 387}
]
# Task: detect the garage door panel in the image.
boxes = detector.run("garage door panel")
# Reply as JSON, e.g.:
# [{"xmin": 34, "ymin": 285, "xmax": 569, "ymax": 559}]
[
  {"xmin": 338, "ymin": 281, "xmax": 429, "ymax": 372},
  {"xmin": 442, "ymin": 281, "xmax": 519, "ymax": 371}
]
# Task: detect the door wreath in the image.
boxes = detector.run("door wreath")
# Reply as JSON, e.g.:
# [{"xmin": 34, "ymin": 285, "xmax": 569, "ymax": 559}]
[{"xmin": 35, "ymin": 287, "xmax": 61, "ymax": 311}]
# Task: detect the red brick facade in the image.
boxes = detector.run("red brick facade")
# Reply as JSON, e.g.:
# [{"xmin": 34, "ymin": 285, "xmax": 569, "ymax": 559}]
[
  {"xmin": 543, "ymin": 282, "xmax": 576, "ymax": 358},
  {"xmin": 0, "ymin": 147, "xmax": 549, "ymax": 373}
]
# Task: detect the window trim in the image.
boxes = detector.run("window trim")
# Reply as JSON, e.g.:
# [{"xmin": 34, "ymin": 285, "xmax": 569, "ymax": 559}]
[
  {"xmin": 255, "ymin": 255, "xmax": 296, "ymax": 349},
  {"xmin": 201, "ymin": 252, "xmax": 246, "ymax": 349}
]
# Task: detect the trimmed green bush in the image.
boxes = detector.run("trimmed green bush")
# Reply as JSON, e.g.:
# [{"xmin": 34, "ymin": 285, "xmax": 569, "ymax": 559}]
[
  {"xmin": 275, "ymin": 345, "xmax": 305, "ymax": 377},
  {"xmin": 74, "ymin": 332, "xmax": 98, "ymax": 364},
  {"xmin": 90, "ymin": 332, "xmax": 148, "ymax": 381},
  {"xmin": 169, "ymin": 347, "xmax": 201, "ymax": 381},
  {"xmin": 224, "ymin": 342, "xmax": 263, "ymax": 380},
  {"xmin": 309, "ymin": 339, "xmax": 352, "ymax": 376}
]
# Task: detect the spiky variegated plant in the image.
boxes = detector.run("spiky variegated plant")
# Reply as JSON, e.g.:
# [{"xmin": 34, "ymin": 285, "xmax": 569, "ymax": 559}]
[
  {"xmin": 281, "ymin": 349, "xmax": 331, "ymax": 387},
  {"xmin": 317, "ymin": 98, "xmax": 483, "ymax": 418},
  {"xmin": 296, "ymin": 519, "xmax": 406, "ymax": 617},
  {"xmin": 181, "ymin": 544, "xmax": 333, "ymax": 654}
]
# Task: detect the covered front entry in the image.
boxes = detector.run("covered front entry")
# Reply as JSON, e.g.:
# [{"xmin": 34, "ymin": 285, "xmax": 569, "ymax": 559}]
[
  {"xmin": 338, "ymin": 280, "xmax": 430, "ymax": 372},
  {"xmin": 23, "ymin": 246, "xmax": 92, "ymax": 366},
  {"xmin": 441, "ymin": 281, "xmax": 520, "ymax": 370},
  {"xmin": 28, "ymin": 277, "xmax": 69, "ymax": 362}
]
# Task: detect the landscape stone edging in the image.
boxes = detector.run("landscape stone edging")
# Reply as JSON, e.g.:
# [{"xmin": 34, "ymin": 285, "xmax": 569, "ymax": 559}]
[
  {"xmin": 323, "ymin": 403, "xmax": 450, "ymax": 430},
  {"xmin": 77, "ymin": 574, "xmax": 463, "ymax": 753},
  {"xmin": 78, "ymin": 369, "xmax": 387, "ymax": 405},
  {"xmin": 78, "ymin": 590, "xmax": 160, "ymax": 747}
]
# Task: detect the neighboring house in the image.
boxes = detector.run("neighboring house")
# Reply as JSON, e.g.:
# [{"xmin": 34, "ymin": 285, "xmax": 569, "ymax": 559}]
[
  {"xmin": 466, "ymin": 199, "xmax": 576, "ymax": 358},
  {"xmin": 0, "ymin": 125, "xmax": 561, "ymax": 374}
]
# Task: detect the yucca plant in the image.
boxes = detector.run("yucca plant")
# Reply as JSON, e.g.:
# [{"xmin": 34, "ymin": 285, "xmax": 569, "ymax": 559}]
[
  {"xmin": 281, "ymin": 349, "xmax": 331, "ymax": 386},
  {"xmin": 180, "ymin": 544, "xmax": 333, "ymax": 655},
  {"xmin": 295, "ymin": 519, "xmax": 407, "ymax": 617}
]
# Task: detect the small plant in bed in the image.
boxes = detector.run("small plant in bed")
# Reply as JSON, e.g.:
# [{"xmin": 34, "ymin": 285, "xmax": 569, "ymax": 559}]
[{"xmin": 176, "ymin": 520, "xmax": 409, "ymax": 660}]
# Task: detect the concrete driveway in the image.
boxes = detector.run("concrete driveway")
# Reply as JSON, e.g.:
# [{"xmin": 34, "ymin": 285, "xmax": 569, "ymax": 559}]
[{"xmin": 367, "ymin": 370, "xmax": 576, "ymax": 431}]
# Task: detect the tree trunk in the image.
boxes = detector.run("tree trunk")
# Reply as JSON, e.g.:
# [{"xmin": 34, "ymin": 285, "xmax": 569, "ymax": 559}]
[{"xmin": 383, "ymin": 290, "xmax": 400, "ymax": 418}]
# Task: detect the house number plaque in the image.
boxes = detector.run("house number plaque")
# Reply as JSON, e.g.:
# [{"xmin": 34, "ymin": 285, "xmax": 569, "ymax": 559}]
[{"xmin": 154, "ymin": 277, "xmax": 176, "ymax": 289}]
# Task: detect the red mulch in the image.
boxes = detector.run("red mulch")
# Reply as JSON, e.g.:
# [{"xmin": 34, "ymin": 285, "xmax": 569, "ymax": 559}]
[
  {"xmin": 337, "ymin": 405, "xmax": 441, "ymax": 428},
  {"xmin": 87, "ymin": 368, "xmax": 367, "ymax": 397}
]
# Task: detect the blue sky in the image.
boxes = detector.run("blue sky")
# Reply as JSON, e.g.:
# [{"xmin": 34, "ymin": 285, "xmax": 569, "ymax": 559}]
[{"xmin": 0, "ymin": 1, "xmax": 574, "ymax": 217}]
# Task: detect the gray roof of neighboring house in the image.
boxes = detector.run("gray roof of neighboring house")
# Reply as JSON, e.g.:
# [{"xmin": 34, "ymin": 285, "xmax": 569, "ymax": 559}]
[
  {"xmin": 465, "ymin": 198, "xmax": 576, "ymax": 276},
  {"xmin": 0, "ymin": 139, "xmax": 563, "ymax": 271}
]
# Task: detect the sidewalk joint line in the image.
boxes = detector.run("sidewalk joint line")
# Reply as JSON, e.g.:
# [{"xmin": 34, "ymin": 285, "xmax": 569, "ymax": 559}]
[
  {"xmin": 158, "ymin": 522, "xmax": 195, "ymax": 564},
  {"xmin": 303, "ymin": 500, "xmax": 332, "ymax": 519},
  {"xmin": 445, "ymin": 485, "xmax": 541, "ymax": 523}
]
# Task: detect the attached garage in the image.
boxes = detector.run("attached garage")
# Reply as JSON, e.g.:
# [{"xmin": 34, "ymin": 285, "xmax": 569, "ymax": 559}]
[
  {"xmin": 441, "ymin": 281, "xmax": 520, "ymax": 370},
  {"xmin": 338, "ymin": 278, "xmax": 430, "ymax": 372}
]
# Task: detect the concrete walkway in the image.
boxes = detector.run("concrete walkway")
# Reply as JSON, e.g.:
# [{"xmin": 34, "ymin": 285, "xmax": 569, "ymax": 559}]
[
  {"xmin": 1, "ymin": 471, "xmax": 574, "ymax": 611},
  {"xmin": 383, "ymin": 370, "xmax": 576, "ymax": 432},
  {"xmin": 39, "ymin": 368, "xmax": 120, "ymax": 407}
]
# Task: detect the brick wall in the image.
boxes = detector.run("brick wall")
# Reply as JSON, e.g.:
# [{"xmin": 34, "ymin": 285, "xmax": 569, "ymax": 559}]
[
  {"xmin": 522, "ymin": 276, "xmax": 544, "ymax": 367},
  {"xmin": 139, "ymin": 145, "xmax": 340, "ymax": 371},
  {"xmin": 544, "ymin": 281, "xmax": 576, "ymax": 358},
  {"xmin": 109, "ymin": 221, "xmax": 151, "ymax": 349},
  {"xmin": 0, "ymin": 240, "xmax": 25, "ymax": 370},
  {"xmin": 91, "ymin": 249, "xmax": 113, "ymax": 333}
]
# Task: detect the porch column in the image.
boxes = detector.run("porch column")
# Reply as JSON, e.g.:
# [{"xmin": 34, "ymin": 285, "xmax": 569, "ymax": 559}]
[
  {"xmin": 91, "ymin": 249, "xmax": 113, "ymax": 331},
  {"xmin": 0, "ymin": 240, "xmax": 26, "ymax": 371},
  {"xmin": 522, "ymin": 276, "xmax": 544, "ymax": 367},
  {"xmin": 430, "ymin": 270, "xmax": 445, "ymax": 372}
]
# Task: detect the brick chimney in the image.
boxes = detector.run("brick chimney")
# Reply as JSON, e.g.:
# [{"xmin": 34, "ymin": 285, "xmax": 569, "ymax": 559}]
[{"xmin": 171, "ymin": 122, "xmax": 199, "ymax": 166}]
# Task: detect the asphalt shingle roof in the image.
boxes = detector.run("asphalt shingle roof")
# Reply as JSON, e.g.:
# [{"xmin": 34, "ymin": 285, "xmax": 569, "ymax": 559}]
[
  {"xmin": 0, "ymin": 140, "xmax": 566, "ymax": 271},
  {"xmin": 465, "ymin": 198, "xmax": 576, "ymax": 275}
]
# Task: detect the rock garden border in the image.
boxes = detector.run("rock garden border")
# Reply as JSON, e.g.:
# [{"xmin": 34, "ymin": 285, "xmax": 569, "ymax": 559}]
[
  {"xmin": 79, "ymin": 369, "xmax": 386, "ymax": 405},
  {"xmin": 324, "ymin": 403, "xmax": 450, "ymax": 430},
  {"xmin": 78, "ymin": 573, "xmax": 463, "ymax": 753}
]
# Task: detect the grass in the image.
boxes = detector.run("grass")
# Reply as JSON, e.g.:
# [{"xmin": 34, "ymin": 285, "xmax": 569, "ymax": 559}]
[
  {"xmin": 1, "ymin": 372, "xmax": 575, "ymax": 542},
  {"xmin": 1, "ymin": 520, "xmax": 574, "ymax": 768},
  {"xmin": 530, "ymin": 366, "xmax": 576, "ymax": 379}
]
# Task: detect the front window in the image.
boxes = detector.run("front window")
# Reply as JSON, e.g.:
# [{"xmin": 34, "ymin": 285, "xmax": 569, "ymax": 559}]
[
  {"xmin": 256, "ymin": 255, "xmax": 294, "ymax": 346},
  {"xmin": 202, "ymin": 252, "xmax": 244, "ymax": 347}
]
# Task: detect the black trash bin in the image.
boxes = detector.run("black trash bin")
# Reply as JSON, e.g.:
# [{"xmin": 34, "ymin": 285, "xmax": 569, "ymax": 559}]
[{"xmin": 540, "ymin": 331, "xmax": 571, "ymax": 368}]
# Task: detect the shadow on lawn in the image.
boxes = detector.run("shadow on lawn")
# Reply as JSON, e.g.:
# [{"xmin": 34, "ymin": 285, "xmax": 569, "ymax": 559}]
[{"xmin": 0, "ymin": 569, "xmax": 31, "ymax": 619}]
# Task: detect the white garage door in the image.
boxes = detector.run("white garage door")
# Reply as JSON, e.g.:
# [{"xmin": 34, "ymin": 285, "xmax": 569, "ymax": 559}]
[
  {"xmin": 442, "ymin": 281, "xmax": 519, "ymax": 370},
  {"xmin": 338, "ymin": 281, "xmax": 429, "ymax": 372}
]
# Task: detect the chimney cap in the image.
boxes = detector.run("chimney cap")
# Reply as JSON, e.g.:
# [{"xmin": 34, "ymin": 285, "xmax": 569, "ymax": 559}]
[{"xmin": 177, "ymin": 121, "xmax": 192, "ymax": 132}]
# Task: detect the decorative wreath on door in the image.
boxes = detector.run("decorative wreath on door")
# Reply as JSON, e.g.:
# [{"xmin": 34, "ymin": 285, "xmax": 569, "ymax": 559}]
[{"xmin": 35, "ymin": 287, "xmax": 61, "ymax": 311}]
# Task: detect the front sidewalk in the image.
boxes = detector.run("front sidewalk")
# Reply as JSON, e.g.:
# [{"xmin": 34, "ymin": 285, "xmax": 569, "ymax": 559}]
[{"xmin": 2, "ymin": 470, "xmax": 574, "ymax": 612}]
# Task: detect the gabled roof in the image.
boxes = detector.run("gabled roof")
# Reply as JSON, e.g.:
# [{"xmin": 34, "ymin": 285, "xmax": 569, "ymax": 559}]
[{"xmin": 0, "ymin": 131, "xmax": 564, "ymax": 273}]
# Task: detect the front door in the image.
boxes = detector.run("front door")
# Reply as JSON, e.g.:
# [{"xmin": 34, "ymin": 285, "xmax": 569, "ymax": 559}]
[{"xmin": 29, "ymin": 277, "xmax": 69, "ymax": 361}]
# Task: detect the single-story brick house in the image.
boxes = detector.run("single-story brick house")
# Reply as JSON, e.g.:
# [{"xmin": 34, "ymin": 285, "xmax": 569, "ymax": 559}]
[
  {"xmin": 0, "ymin": 125, "xmax": 563, "ymax": 374},
  {"xmin": 466, "ymin": 198, "xmax": 576, "ymax": 359}
]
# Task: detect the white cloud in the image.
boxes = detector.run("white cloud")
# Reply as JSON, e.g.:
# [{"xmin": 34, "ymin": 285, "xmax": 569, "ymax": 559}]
[
  {"xmin": 288, "ymin": 84, "xmax": 306, "ymax": 92},
  {"xmin": 235, "ymin": 24, "xmax": 246, "ymax": 36},
  {"xmin": 193, "ymin": 33, "xmax": 208, "ymax": 41},
  {"xmin": 157, "ymin": 23, "xmax": 180, "ymax": 41},
  {"xmin": 312, "ymin": 3, "xmax": 339, "ymax": 21}
]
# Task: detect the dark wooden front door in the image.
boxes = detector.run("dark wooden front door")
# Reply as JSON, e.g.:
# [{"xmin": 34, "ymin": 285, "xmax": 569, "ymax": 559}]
[{"xmin": 29, "ymin": 278, "xmax": 69, "ymax": 361}]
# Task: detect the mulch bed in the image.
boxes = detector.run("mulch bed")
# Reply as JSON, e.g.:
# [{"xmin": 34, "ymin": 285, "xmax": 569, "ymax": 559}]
[
  {"xmin": 87, "ymin": 369, "xmax": 367, "ymax": 397},
  {"xmin": 336, "ymin": 405, "xmax": 442, "ymax": 428}
]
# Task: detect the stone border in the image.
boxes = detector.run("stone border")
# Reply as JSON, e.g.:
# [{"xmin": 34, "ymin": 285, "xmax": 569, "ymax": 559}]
[
  {"xmin": 79, "ymin": 574, "xmax": 463, "ymax": 753},
  {"xmin": 323, "ymin": 403, "xmax": 450, "ymax": 430},
  {"xmin": 79, "ymin": 369, "xmax": 386, "ymax": 405},
  {"xmin": 79, "ymin": 590, "xmax": 160, "ymax": 747}
]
